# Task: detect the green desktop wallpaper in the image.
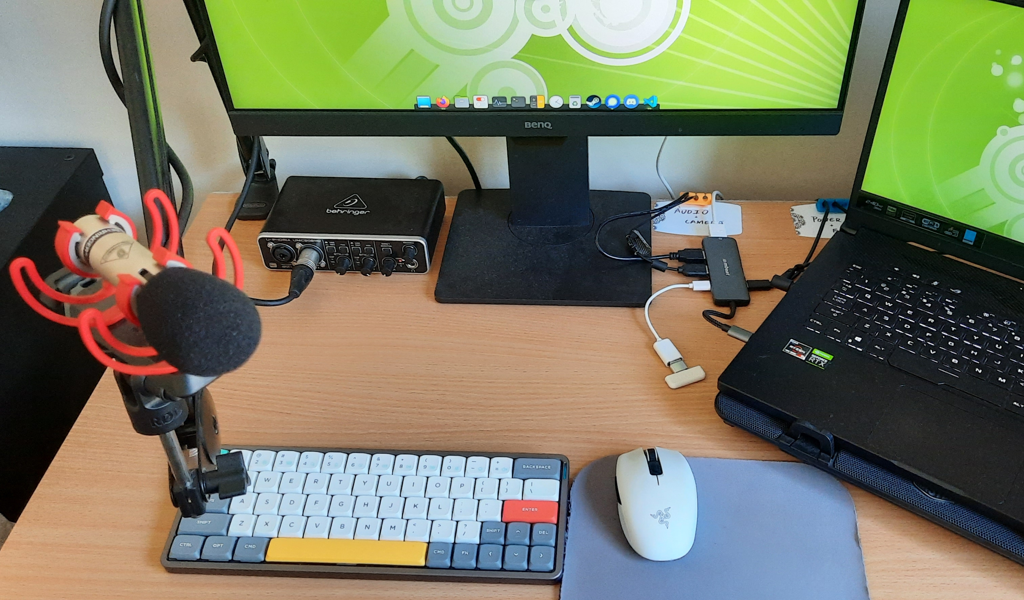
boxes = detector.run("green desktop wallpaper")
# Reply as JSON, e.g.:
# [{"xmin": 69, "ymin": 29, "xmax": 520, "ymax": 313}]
[
  {"xmin": 203, "ymin": 0, "xmax": 859, "ymax": 111},
  {"xmin": 861, "ymin": 0, "xmax": 1024, "ymax": 242}
]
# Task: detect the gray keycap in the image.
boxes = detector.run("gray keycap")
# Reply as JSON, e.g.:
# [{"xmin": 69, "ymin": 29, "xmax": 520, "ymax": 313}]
[
  {"xmin": 168, "ymin": 535, "xmax": 204, "ymax": 561},
  {"xmin": 201, "ymin": 536, "xmax": 237, "ymax": 561},
  {"xmin": 529, "ymin": 545, "xmax": 555, "ymax": 572},
  {"xmin": 451, "ymin": 543, "xmax": 478, "ymax": 570},
  {"xmin": 506, "ymin": 522, "xmax": 530, "ymax": 546},
  {"xmin": 480, "ymin": 522, "xmax": 505, "ymax": 545},
  {"xmin": 531, "ymin": 523, "xmax": 556, "ymax": 547},
  {"xmin": 426, "ymin": 542, "xmax": 452, "ymax": 568},
  {"xmin": 513, "ymin": 458, "xmax": 562, "ymax": 480},
  {"xmin": 205, "ymin": 494, "xmax": 230, "ymax": 514},
  {"xmin": 233, "ymin": 537, "xmax": 269, "ymax": 563},
  {"xmin": 503, "ymin": 545, "xmax": 529, "ymax": 571},
  {"xmin": 177, "ymin": 513, "xmax": 230, "ymax": 536},
  {"xmin": 477, "ymin": 544, "xmax": 503, "ymax": 570}
]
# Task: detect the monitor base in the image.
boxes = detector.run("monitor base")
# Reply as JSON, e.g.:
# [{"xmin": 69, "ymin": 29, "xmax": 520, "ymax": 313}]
[{"xmin": 435, "ymin": 189, "xmax": 652, "ymax": 307}]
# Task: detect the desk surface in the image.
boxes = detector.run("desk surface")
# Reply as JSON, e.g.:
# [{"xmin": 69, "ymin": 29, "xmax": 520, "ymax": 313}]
[{"xmin": 2, "ymin": 195, "xmax": 1023, "ymax": 599}]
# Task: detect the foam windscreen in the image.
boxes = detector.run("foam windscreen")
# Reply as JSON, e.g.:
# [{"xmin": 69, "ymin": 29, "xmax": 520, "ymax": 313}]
[{"xmin": 136, "ymin": 268, "xmax": 261, "ymax": 377}]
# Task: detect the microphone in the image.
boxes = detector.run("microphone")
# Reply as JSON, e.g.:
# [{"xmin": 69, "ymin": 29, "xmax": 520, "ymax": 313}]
[{"xmin": 10, "ymin": 189, "xmax": 260, "ymax": 378}]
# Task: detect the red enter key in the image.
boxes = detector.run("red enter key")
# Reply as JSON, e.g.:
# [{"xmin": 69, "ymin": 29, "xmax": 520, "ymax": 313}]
[{"xmin": 502, "ymin": 500, "xmax": 558, "ymax": 524}]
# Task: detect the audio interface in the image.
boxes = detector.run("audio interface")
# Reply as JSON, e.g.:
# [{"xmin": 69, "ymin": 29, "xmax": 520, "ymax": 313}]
[{"xmin": 258, "ymin": 176, "xmax": 446, "ymax": 276}]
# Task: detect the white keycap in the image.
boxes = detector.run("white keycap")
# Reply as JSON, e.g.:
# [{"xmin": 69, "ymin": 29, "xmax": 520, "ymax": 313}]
[
  {"xmin": 453, "ymin": 498, "xmax": 478, "ymax": 521},
  {"xmin": 405, "ymin": 519, "xmax": 431, "ymax": 542},
  {"xmin": 253, "ymin": 493, "xmax": 282, "ymax": 515},
  {"xmin": 229, "ymin": 493, "xmax": 256, "ymax": 514},
  {"xmin": 394, "ymin": 455, "xmax": 419, "ymax": 475},
  {"xmin": 273, "ymin": 451, "xmax": 299, "ymax": 472},
  {"xmin": 297, "ymin": 452, "xmax": 324, "ymax": 473},
  {"xmin": 401, "ymin": 476, "xmax": 426, "ymax": 497},
  {"xmin": 253, "ymin": 471, "xmax": 282, "ymax": 493},
  {"xmin": 377, "ymin": 497, "xmax": 404, "ymax": 519},
  {"xmin": 322, "ymin": 452, "xmax": 348, "ymax": 474},
  {"xmin": 455, "ymin": 521, "xmax": 482, "ymax": 544},
  {"xmin": 249, "ymin": 450, "xmax": 276, "ymax": 471},
  {"xmin": 498, "ymin": 478, "xmax": 524, "ymax": 500},
  {"xmin": 489, "ymin": 457, "xmax": 513, "ymax": 479},
  {"xmin": 352, "ymin": 474, "xmax": 379, "ymax": 496},
  {"xmin": 346, "ymin": 453, "xmax": 371, "ymax": 474},
  {"xmin": 279, "ymin": 493, "xmax": 307, "ymax": 516},
  {"xmin": 304, "ymin": 516, "xmax": 332, "ymax": 538},
  {"xmin": 328, "ymin": 495, "xmax": 355, "ymax": 518},
  {"xmin": 376, "ymin": 475, "xmax": 402, "ymax": 497},
  {"xmin": 227, "ymin": 514, "xmax": 256, "ymax": 537},
  {"xmin": 442, "ymin": 455, "xmax": 466, "ymax": 477},
  {"xmin": 429, "ymin": 520, "xmax": 456, "ymax": 543},
  {"xmin": 380, "ymin": 518, "xmax": 407, "ymax": 541},
  {"xmin": 253, "ymin": 515, "xmax": 281, "ymax": 537},
  {"xmin": 330, "ymin": 517, "xmax": 356, "ymax": 539},
  {"xmin": 427, "ymin": 497, "xmax": 453, "ymax": 520},
  {"xmin": 474, "ymin": 478, "xmax": 499, "ymax": 500},
  {"xmin": 466, "ymin": 457, "xmax": 490, "ymax": 478},
  {"xmin": 246, "ymin": 470, "xmax": 256, "ymax": 492},
  {"xmin": 279, "ymin": 516, "xmax": 306, "ymax": 538},
  {"xmin": 279, "ymin": 473, "xmax": 306, "ymax": 495},
  {"xmin": 328, "ymin": 473, "xmax": 354, "ymax": 496},
  {"xmin": 477, "ymin": 499, "xmax": 503, "ymax": 522},
  {"xmin": 524, "ymin": 479, "xmax": 560, "ymax": 502},
  {"xmin": 353, "ymin": 496, "xmax": 380, "ymax": 518},
  {"xmin": 403, "ymin": 498, "xmax": 428, "ymax": 520},
  {"xmin": 355, "ymin": 518, "xmax": 382, "ymax": 540},
  {"xmin": 425, "ymin": 476, "xmax": 451, "ymax": 498},
  {"xmin": 417, "ymin": 455, "xmax": 442, "ymax": 477},
  {"xmin": 303, "ymin": 494, "xmax": 331, "ymax": 517},
  {"xmin": 370, "ymin": 454, "xmax": 395, "ymax": 475},
  {"xmin": 303, "ymin": 473, "xmax": 330, "ymax": 495},
  {"xmin": 450, "ymin": 477, "xmax": 474, "ymax": 499},
  {"xmin": 233, "ymin": 449, "xmax": 253, "ymax": 469}
]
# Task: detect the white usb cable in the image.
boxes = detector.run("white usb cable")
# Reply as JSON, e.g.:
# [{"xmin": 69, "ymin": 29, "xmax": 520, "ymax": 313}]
[{"xmin": 645, "ymin": 282, "xmax": 712, "ymax": 389}]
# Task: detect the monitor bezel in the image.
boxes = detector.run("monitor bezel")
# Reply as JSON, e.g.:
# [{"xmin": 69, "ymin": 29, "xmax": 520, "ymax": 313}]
[
  {"xmin": 845, "ymin": 0, "xmax": 1024, "ymax": 281},
  {"xmin": 183, "ymin": 0, "xmax": 866, "ymax": 138}
]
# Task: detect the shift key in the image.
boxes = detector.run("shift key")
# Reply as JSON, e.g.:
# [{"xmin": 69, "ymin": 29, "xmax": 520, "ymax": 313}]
[{"xmin": 513, "ymin": 458, "xmax": 562, "ymax": 480}]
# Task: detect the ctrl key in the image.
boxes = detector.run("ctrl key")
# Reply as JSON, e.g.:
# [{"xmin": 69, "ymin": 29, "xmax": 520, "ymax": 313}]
[{"xmin": 168, "ymin": 535, "xmax": 204, "ymax": 561}]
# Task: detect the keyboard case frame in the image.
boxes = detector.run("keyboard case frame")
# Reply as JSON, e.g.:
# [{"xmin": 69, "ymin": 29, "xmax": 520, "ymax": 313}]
[{"xmin": 161, "ymin": 446, "xmax": 569, "ymax": 584}]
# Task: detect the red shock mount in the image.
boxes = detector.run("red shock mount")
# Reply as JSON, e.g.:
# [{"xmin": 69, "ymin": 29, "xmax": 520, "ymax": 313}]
[{"xmin": 8, "ymin": 189, "xmax": 246, "ymax": 376}]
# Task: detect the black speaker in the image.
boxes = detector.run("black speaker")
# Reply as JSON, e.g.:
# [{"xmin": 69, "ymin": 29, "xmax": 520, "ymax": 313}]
[{"xmin": 0, "ymin": 147, "xmax": 110, "ymax": 521}]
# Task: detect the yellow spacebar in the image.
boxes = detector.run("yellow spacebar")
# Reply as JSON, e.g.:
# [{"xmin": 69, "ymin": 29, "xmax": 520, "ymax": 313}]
[{"xmin": 266, "ymin": 539, "xmax": 428, "ymax": 566}]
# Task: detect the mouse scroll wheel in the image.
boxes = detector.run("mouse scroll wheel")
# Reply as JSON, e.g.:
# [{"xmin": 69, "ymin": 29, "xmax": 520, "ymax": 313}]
[{"xmin": 644, "ymin": 448, "xmax": 663, "ymax": 476}]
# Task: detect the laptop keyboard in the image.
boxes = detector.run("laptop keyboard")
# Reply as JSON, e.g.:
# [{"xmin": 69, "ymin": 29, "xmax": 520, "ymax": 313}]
[{"xmin": 805, "ymin": 263, "xmax": 1024, "ymax": 414}]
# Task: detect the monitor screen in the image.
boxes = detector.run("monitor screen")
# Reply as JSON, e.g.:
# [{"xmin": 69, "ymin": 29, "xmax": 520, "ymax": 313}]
[
  {"xmin": 859, "ymin": 0, "xmax": 1024, "ymax": 244},
  {"xmin": 202, "ymin": 0, "xmax": 860, "ymax": 112}
]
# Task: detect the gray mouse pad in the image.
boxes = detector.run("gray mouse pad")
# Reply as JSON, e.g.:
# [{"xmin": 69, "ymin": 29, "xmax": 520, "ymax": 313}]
[{"xmin": 561, "ymin": 456, "xmax": 868, "ymax": 600}]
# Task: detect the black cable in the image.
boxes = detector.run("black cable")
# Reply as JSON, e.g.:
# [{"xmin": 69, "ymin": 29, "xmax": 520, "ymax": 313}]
[
  {"xmin": 703, "ymin": 302, "xmax": 737, "ymax": 332},
  {"xmin": 771, "ymin": 203, "xmax": 833, "ymax": 291},
  {"xmin": 446, "ymin": 137, "xmax": 481, "ymax": 191},
  {"xmin": 596, "ymin": 193, "xmax": 693, "ymax": 262},
  {"xmin": 224, "ymin": 137, "xmax": 261, "ymax": 236},
  {"xmin": 99, "ymin": 0, "xmax": 194, "ymax": 240},
  {"xmin": 252, "ymin": 294, "xmax": 297, "ymax": 307}
]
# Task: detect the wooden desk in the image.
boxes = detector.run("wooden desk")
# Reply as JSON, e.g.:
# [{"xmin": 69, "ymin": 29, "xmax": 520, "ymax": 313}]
[{"xmin": 1, "ymin": 195, "xmax": 1023, "ymax": 599}]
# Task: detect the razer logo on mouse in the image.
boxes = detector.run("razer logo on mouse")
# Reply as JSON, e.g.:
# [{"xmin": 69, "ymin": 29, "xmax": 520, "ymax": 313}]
[{"xmin": 650, "ymin": 507, "xmax": 671, "ymax": 529}]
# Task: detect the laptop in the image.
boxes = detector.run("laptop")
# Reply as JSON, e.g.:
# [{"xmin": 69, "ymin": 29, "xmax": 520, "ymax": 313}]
[{"xmin": 716, "ymin": 0, "xmax": 1024, "ymax": 564}]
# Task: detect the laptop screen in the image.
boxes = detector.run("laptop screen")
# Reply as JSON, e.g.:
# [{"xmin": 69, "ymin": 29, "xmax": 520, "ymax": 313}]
[{"xmin": 858, "ymin": 0, "xmax": 1024, "ymax": 250}]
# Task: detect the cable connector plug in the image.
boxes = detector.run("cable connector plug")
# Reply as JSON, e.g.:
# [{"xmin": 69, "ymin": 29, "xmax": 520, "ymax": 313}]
[
  {"xmin": 653, "ymin": 338, "xmax": 707, "ymax": 389},
  {"xmin": 668, "ymin": 248, "xmax": 706, "ymax": 264}
]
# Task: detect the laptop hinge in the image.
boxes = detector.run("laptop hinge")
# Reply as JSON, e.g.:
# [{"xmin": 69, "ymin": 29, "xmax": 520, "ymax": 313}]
[{"xmin": 778, "ymin": 420, "xmax": 836, "ymax": 467}]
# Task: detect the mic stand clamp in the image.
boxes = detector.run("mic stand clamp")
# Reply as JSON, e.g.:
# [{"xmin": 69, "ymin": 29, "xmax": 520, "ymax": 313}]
[{"xmin": 113, "ymin": 372, "xmax": 248, "ymax": 517}]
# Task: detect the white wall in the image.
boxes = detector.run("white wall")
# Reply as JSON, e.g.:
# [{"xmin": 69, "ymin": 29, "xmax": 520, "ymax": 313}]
[{"xmin": 1, "ymin": 0, "xmax": 898, "ymax": 227}]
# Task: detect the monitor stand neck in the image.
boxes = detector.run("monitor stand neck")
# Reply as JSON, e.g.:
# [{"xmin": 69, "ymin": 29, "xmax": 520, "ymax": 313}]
[{"xmin": 507, "ymin": 136, "xmax": 592, "ymax": 245}]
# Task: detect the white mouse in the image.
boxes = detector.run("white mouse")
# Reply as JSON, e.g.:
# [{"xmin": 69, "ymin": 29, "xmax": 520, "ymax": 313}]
[{"xmin": 615, "ymin": 447, "xmax": 698, "ymax": 561}]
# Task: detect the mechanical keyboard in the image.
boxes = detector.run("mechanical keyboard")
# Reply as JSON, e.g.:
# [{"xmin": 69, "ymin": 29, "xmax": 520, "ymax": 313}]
[
  {"xmin": 162, "ymin": 446, "xmax": 569, "ymax": 583},
  {"xmin": 806, "ymin": 263, "xmax": 1024, "ymax": 414}
]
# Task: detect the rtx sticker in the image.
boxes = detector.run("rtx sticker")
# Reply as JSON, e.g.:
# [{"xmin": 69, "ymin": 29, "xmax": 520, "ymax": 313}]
[{"xmin": 783, "ymin": 339, "xmax": 833, "ymax": 369}]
